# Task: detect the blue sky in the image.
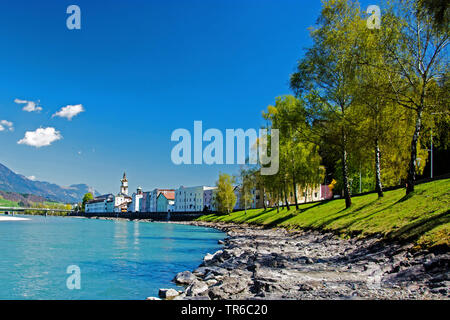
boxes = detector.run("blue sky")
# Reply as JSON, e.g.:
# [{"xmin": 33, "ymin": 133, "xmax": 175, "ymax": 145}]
[{"xmin": 0, "ymin": 0, "xmax": 371, "ymax": 194}]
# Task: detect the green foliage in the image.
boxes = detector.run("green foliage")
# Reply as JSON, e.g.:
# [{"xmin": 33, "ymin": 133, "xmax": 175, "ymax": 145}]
[
  {"xmin": 81, "ymin": 193, "xmax": 94, "ymax": 212},
  {"xmin": 237, "ymin": 167, "xmax": 255, "ymax": 213},
  {"xmin": 262, "ymin": 95, "xmax": 324, "ymax": 209},
  {"xmin": 213, "ymin": 174, "xmax": 237, "ymax": 214},
  {"xmin": 417, "ymin": 0, "xmax": 450, "ymax": 32}
]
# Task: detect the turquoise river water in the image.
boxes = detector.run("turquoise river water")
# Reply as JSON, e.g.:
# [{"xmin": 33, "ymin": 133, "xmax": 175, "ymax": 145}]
[{"xmin": 0, "ymin": 215, "xmax": 224, "ymax": 300}]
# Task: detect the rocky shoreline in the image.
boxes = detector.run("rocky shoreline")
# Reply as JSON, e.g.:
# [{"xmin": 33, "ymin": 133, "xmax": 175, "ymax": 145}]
[{"xmin": 156, "ymin": 221, "xmax": 449, "ymax": 300}]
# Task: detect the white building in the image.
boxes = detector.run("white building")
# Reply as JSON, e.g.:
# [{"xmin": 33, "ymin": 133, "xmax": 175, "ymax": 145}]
[
  {"xmin": 174, "ymin": 186, "xmax": 217, "ymax": 212},
  {"xmin": 129, "ymin": 187, "xmax": 143, "ymax": 212},
  {"xmin": 114, "ymin": 172, "xmax": 132, "ymax": 213},
  {"xmin": 85, "ymin": 194, "xmax": 114, "ymax": 213}
]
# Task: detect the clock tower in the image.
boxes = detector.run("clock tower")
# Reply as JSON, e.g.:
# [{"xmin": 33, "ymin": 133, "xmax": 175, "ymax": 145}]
[{"xmin": 120, "ymin": 172, "xmax": 128, "ymax": 195}]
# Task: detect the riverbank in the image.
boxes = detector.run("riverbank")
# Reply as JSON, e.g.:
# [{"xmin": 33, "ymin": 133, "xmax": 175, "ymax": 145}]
[
  {"xmin": 161, "ymin": 221, "xmax": 449, "ymax": 300},
  {"xmin": 198, "ymin": 178, "xmax": 450, "ymax": 251}
]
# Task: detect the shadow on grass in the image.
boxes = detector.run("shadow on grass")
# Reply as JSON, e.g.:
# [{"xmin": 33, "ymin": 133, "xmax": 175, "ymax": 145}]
[
  {"xmin": 263, "ymin": 213, "xmax": 297, "ymax": 228},
  {"xmin": 309, "ymin": 199, "xmax": 376, "ymax": 229},
  {"xmin": 387, "ymin": 210, "xmax": 450, "ymax": 242}
]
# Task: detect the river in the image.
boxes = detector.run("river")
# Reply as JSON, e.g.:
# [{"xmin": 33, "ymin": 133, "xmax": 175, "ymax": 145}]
[{"xmin": 0, "ymin": 215, "xmax": 224, "ymax": 299}]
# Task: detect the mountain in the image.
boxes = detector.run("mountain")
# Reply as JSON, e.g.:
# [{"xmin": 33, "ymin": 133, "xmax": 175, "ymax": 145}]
[{"xmin": 0, "ymin": 162, "xmax": 100, "ymax": 203}]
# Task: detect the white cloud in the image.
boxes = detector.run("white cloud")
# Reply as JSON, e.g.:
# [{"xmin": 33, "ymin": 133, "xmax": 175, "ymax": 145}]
[
  {"xmin": 17, "ymin": 127, "xmax": 62, "ymax": 148},
  {"xmin": 52, "ymin": 104, "xmax": 84, "ymax": 120},
  {"xmin": 14, "ymin": 99, "xmax": 42, "ymax": 112},
  {"xmin": 27, "ymin": 175, "xmax": 36, "ymax": 181},
  {"xmin": 0, "ymin": 120, "xmax": 14, "ymax": 132}
]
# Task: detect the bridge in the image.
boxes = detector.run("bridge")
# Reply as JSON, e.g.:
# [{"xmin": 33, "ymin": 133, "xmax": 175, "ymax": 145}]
[{"xmin": 0, "ymin": 206, "xmax": 74, "ymax": 215}]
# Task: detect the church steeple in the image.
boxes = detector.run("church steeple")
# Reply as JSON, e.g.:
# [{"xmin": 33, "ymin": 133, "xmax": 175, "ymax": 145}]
[{"xmin": 120, "ymin": 172, "xmax": 129, "ymax": 195}]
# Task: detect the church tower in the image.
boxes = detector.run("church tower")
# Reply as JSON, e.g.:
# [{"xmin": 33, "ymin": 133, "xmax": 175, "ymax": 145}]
[{"xmin": 120, "ymin": 172, "xmax": 128, "ymax": 195}]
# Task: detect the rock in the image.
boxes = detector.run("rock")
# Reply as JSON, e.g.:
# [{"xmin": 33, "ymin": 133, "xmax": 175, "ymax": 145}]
[
  {"xmin": 158, "ymin": 288, "xmax": 179, "ymax": 299},
  {"xmin": 218, "ymin": 276, "xmax": 248, "ymax": 295},
  {"xmin": 246, "ymin": 264, "xmax": 258, "ymax": 272},
  {"xmin": 186, "ymin": 280, "xmax": 209, "ymax": 296},
  {"xmin": 299, "ymin": 283, "xmax": 314, "ymax": 291},
  {"xmin": 218, "ymin": 240, "xmax": 225, "ymax": 245},
  {"xmin": 203, "ymin": 253, "xmax": 215, "ymax": 263},
  {"xmin": 193, "ymin": 267, "xmax": 209, "ymax": 277},
  {"xmin": 184, "ymin": 296, "xmax": 211, "ymax": 300},
  {"xmin": 167, "ymin": 221, "xmax": 450, "ymax": 300},
  {"xmin": 203, "ymin": 250, "xmax": 223, "ymax": 265},
  {"xmin": 206, "ymin": 279, "xmax": 218, "ymax": 286},
  {"xmin": 145, "ymin": 296, "xmax": 161, "ymax": 300},
  {"xmin": 222, "ymin": 249, "xmax": 232, "ymax": 260},
  {"xmin": 208, "ymin": 286, "xmax": 229, "ymax": 300},
  {"xmin": 174, "ymin": 271, "xmax": 196, "ymax": 285}
]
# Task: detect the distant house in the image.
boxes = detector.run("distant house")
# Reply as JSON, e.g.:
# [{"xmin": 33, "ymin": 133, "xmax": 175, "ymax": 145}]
[
  {"xmin": 174, "ymin": 186, "xmax": 217, "ymax": 212},
  {"xmin": 129, "ymin": 187, "xmax": 143, "ymax": 212},
  {"xmin": 141, "ymin": 189, "xmax": 175, "ymax": 212},
  {"xmin": 233, "ymin": 186, "xmax": 263, "ymax": 210},
  {"xmin": 157, "ymin": 191, "xmax": 175, "ymax": 212},
  {"xmin": 203, "ymin": 188, "xmax": 216, "ymax": 212},
  {"xmin": 85, "ymin": 194, "xmax": 114, "ymax": 213}
]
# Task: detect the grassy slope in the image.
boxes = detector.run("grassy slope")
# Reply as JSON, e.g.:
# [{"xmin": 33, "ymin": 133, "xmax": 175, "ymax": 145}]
[
  {"xmin": 0, "ymin": 197, "xmax": 19, "ymax": 207},
  {"xmin": 198, "ymin": 179, "xmax": 450, "ymax": 250},
  {"xmin": 0, "ymin": 197, "xmax": 65, "ymax": 208}
]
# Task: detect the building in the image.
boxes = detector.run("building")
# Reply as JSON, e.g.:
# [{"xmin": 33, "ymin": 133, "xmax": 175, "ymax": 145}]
[
  {"xmin": 85, "ymin": 194, "xmax": 114, "ymax": 213},
  {"xmin": 203, "ymin": 188, "xmax": 216, "ymax": 212},
  {"xmin": 84, "ymin": 172, "xmax": 135, "ymax": 213},
  {"xmin": 139, "ymin": 191, "xmax": 151, "ymax": 212},
  {"xmin": 129, "ymin": 187, "xmax": 143, "ymax": 212},
  {"xmin": 233, "ymin": 183, "xmax": 330, "ymax": 210},
  {"xmin": 174, "ymin": 186, "xmax": 217, "ymax": 212},
  {"xmin": 120, "ymin": 172, "xmax": 128, "ymax": 195},
  {"xmin": 266, "ymin": 184, "xmax": 327, "ymax": 207},
  {"xmin": 114, "ymin": 172, "xmax": 132, "ymax": 213},
  {"xmin": 141, "ymin": 189, "xmax": 175, "ymax": 212},
  {"xmin": 156, "ymin": 191, "xmax": 175, "ymax": 212},
  {"xmin": 233, "ymin": 186, "xmax": 263, "ymax": 210}
]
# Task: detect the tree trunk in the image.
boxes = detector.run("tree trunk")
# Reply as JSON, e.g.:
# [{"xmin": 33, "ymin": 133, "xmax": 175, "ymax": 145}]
[
  {"xmin": 406, "ymin": 109, "xmax": 423, "ymax": 194},
  {"xmin": 283, "ymin": 181, "xmax": 290, "ymax": 211},
  {"xmin": 342, "ymin": 129, "xmax": 352, "ymax": 208},
  {"xmin": 262, "ymin": 186, "xmax": 267, "ymax": 210},
  {"xmin": 375, "ymin": 137, "xmax": 383, "ymax": 197},
  {"xmin": 277, "ymin": 189, "xmax": 281, "ymax": 213},
  {"xmin": 292, "ymin": 175, "xmax": 299, "ymax": 210}
]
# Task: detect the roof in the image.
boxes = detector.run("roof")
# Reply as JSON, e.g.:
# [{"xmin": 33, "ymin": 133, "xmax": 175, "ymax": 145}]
[
  {"xmin": 157, "ymin": 191, "xmax": 175, "ymax": 201},
  {"xmin": 95, "ymin": 194, "xmax": 114, "ymax": 200},
  {"xmin": 87, "ymin": 199, "xmax": 105, "ymax": 204}
]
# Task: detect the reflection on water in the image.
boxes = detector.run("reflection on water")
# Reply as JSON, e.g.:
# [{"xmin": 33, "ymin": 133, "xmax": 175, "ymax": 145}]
[
  {"xmin": 133, "ymin": 221, "xmax": 139, "ymax": 247},
  {"xmin": 113, "ymin": 220, "xmax": 130, "ymax": 262}
]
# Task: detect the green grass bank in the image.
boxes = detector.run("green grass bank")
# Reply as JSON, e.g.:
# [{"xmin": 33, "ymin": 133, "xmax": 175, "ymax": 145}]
[{"xmin": 198, "ymin": 179, "xmax": 450, "ymax": 251}]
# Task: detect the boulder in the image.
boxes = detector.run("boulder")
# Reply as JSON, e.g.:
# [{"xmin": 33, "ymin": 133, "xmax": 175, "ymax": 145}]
[
  {"xmin": 186, "ymin": 280, "xmax": 209, "ymax": 296},
  {"xmin": 203, "ymin": 250, "xmax": 224, "ymax": 265},
  {"xmin": 218, "ymin": 276, "xmax": 248, "ymax": 295},
  {"xmin": 174, "ymin": 271, "xmax": 196, "ymax": 285},
  {"xmin": 158, "ymin": 288, "xmax": 180, "ymax": 299}
]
